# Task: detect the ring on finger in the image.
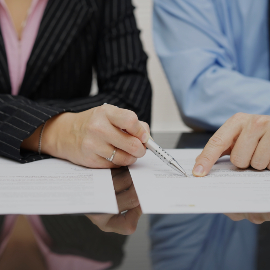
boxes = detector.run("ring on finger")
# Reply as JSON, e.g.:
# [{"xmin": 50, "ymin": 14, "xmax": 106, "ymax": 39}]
[{"xmin": 106, "ymin": 148, "xmax": 117, "ymax": 162}]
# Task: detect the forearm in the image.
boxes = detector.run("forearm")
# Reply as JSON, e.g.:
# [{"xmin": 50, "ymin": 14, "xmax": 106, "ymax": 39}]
[
  {"xmin": 172, "ymin": 65, "xmax": 270, "ymax": 130},
  {"xmin": 154, "ymin": 0, "xmax": 270, "ymax": 130}
]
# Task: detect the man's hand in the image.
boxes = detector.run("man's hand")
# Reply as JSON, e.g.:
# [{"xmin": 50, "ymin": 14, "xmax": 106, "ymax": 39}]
[
  {"xmin": 193, "ymin": 113, "xmax": 270, "ymax": 224},
  {"xmin": 193, "ymin": 113, "xmax": 270, "ymax": 177},
  {"xmin": 224, "ymin": 213, "xmax": 270, "ymax": 224},
  {"xmin": 86, "ymin": 167, "xmax": 142, "ymax": 235}
]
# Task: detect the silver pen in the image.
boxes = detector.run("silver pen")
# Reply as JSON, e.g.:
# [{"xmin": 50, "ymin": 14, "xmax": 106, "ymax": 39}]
[{"xmin": 145, "ymin": 138, "xmax": 187, "ymax": 177}]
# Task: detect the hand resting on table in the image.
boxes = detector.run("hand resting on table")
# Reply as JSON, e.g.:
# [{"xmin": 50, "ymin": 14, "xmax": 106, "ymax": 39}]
[{"xmin": 21, "ymin": 104, "xmax": 149, "ymax": 234}]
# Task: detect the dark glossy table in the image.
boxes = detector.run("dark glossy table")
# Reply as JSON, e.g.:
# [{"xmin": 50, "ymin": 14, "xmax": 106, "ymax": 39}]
[
  {"xmin": 119, "ymin": 132, "xmax": 270, "ymax": 270},
  {"xmin": 0, "ymin": 132, "xmax": 269, "ymax": 270}
]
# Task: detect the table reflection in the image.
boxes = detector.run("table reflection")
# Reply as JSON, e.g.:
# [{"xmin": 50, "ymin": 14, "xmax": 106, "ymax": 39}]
[{"xmin": 0, "ymin": 133, "xmax": 269, "ymax": 270}]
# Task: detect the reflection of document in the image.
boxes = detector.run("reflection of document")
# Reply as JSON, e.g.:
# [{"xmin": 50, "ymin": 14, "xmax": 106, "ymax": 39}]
[
  {"xmin": 0, "ymin": 157, "xmax": 118, "ymax": 214},
  {"xmin": 129, "ymin": 149, "xmax": 270, "ymax": 214}
]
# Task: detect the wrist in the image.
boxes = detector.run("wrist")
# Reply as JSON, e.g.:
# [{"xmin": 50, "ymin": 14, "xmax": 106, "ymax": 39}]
[
  {"xmin": 21, "ymin": 125, "xmax": 43, "ymax": 152},
  {"xmin": 41, "ymin": 113, "xmax": 74, "ymax": 158}
]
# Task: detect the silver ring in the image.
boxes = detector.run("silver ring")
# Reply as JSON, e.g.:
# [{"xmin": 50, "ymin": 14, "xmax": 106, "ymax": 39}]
[{"xmin": 106, "ymin": 149, "xmax": 117, "ymax": 162}]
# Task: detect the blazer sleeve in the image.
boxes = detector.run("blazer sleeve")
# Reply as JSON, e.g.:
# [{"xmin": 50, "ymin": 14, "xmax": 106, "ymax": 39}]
[
  {"xmin": 38, "ymin": 0, "xmax": 152, "ymax": 123},
  {"xmin": 0, "ymin": 0, "xmax": 152, "ymax": 163},
  {"xmin": 0, "ymin": 95, "xmax": 65, "ymax": 162}
]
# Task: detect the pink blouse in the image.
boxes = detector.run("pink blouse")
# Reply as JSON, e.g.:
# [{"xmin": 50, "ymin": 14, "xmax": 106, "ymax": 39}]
[
  {"xmin": 0, "ymin": 0, "xmax": 48, "ymax": 95},
  {"xmin": 0, "ymin": 1, "xmax": 111, "ymax": 269}
]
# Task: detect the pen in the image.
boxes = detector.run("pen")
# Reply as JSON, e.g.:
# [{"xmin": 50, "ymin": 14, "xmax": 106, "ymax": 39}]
[
  {"xmin": 102, "ymin": 103, "xmax": 187, "ymax": 175},
  {"xmin": 145, "ymin": 138, "xmax": 187, "ymax": 177}
]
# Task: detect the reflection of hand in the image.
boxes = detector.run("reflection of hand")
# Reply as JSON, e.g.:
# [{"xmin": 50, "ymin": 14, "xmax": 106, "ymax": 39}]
[
  {"xmin": 193, "ymin": 113, "xmax": 270, "ymax": 177},
  {"xmin": 22, "ymin": 104, "xmax": 150, "ymax": 168},
  {"xmin": 86, "ymin": 167, "xmax": 141, "ymax": 235},
  {"xmin": 225, "ymin": 213, "xmax": 270, "ymax": 224}
]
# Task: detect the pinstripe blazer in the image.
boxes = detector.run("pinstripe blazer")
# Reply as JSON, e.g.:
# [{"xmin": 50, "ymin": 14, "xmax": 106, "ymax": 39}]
[
  {"xmin": 0, "ymin": 0, "xmax": 151, "ymax": 267},
  {"xmin": 0, "ymin": 0, "xmax": 152, "ymax": 163}
]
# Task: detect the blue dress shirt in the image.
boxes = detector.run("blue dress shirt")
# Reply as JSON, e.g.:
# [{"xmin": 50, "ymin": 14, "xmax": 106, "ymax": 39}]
[
  {"xmin": 153, "ymin": 0, "xmax": 269, "ymax": 130},
  {"xmin": 150, "ymin": 1, "xmax": 264, "ymax": 269}
]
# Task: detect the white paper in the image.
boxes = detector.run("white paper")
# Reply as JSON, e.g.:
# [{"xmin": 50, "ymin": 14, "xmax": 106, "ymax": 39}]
[
  {"xmin": 129, "ymin": 149, "xmax": 270, "ymax": 214},
  {"xmin": 0, "ymin": 157, "xmax": 118, "ymax": 214}
]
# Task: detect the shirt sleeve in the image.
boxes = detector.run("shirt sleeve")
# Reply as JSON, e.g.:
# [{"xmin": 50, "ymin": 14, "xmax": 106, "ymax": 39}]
[
  {"xmin": 0, "ymin": 0, "xmax": 152, "ymax": 163},
  {"xmin": 153, "ymin": 0, "xmax": 270, "ymax": 131}
]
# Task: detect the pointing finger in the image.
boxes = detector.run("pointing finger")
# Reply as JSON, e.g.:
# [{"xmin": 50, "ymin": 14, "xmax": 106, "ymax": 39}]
[{"xmin": 192, "ymin": 113, "xmax": 246, "ymax": 177}]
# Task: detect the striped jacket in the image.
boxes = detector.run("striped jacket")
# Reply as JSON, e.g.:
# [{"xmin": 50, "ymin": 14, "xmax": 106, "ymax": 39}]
[
  {"xmin": 0, "ymin": 0, "xmax": 152, "ymax": 163},
  {"xmin": 0, "ymin": 0, "xmax": 152, "ymax": 268}
]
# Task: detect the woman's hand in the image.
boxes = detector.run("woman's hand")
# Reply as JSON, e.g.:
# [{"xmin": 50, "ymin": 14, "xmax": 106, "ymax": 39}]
[
  {"xmin": 192, "ymin": 113, "xmax": 270, "ymax": 224},
  {"xmin": 22, "ymin": 104, "xmax": 150, "ymax": 168},
  {"xmin": 193, "ymin": 113, "xmax": 270, "ymax": 177},
  {"xmin": 86, "ymin": 167, "xmax": 142, "ymax": 235}
]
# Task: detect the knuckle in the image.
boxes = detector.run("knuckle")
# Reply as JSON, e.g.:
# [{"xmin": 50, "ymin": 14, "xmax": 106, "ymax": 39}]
[
  {"xmin": 200, "ymin": 154, "xmax": 214, "ymax": 165},
  {"xmin": 208, "ymin": 135, "xmax": 225, "ymax": 149},
  {"xmin": 125, "ymin": 224, "xmax": 137, "ymax": 235},
  {"xmin": 133, "ymin": 126, "xmax": 145, "ymax": 139},
  {"xmin": 251, "ymin": 160, "xmax": 267, "ymax": 171},
  {"xmin": 120, "ymin": 155, "xmax": 135, "ymax": 166},
  {"xmin": 124, "ymin": 176, "xmax": 133, "ymax": 187},
  {"xmin": 128, "ymin": 138, "xmax": 141, "ymax": 155},
  {"xmin": 231, "ymin": 112, "xmax": 247, "ymax": 122},
  {"xmin": 251, "ymin": 115, "xmax": 269, "ymax": 128},
  {"xmin": 121, "ymin": 177, "xmax": 132, "ymax": 191},
  {"xmin": 225, "ymin": 213, "xmax": 242, "ymax": 221},
  {"xmin": 249, "ymin": 215, "xmax": 264, "ymax": 225},
  {"xmin": 137, "ymin": 147, "xmax": 146, "ymax": 158},
  {"xmin": 91, "ymin": 121, "xmax": 105, "ymax": 135},
  {"xmin": 129, "ymin": 197, "xmax": 139, "ymax": 209},
  {"xmin": 229, "ymin": 216, "xmax": 241, "ymax": 222},
  {"xmin": 93, "ymin": 105, "xmax": 106, "ymax": 118},
  {"xmin": 89, "ymin": 159, "xmax": 101, "ymax": 168},
  {"xmin": 88, "ymin": 214, "xmax": 102, "ymax": 224},
  {"xmin": 81, "ymin": 139, "xmax": 95, "ymax": 152},
  {"xmin": 119, "ymin": 174, "xmax": 132, "ymax": 188},
  {"xmin": 97, "ymin": 105, "xmax": 106, "ymax": 112},
  {"xmin": 143, "ymin": 122, "xmax": 150, "ymax": 133},
  {"xmin": 100, "ymin": 226, "xmax": 111, "ymax": 233},
  {"xmin": 139, "ymin": 121, "xmax": 150, "ymax": 134},
  {"xmin": 100, "ymin": 103, "xmax": 111, "ymax": 112},
  {"xmin": 125, "ymin": 111, "xmax": 138, "ymax": 127},
  {"xmin": 230, "ymin": 154, "xmax": 248, "ymax": 169}
]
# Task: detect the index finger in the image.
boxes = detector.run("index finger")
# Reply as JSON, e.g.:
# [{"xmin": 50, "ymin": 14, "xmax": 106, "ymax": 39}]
[
  {"xmin": 105, "ymin": 105, "xmax": 150, "ymax": 143},
  {"xmin": 192, "ymin": 114, "xmax": 245, "ymax": 177}
]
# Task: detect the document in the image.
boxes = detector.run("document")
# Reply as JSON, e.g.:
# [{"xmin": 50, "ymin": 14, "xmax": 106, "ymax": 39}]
[
  {"xmin": 0, "ymin": 157, "xmax": 118, "ymax": 214},
  {"xmin": 129, "ymin": 149, "xmax": 270, "ymax": 214}
]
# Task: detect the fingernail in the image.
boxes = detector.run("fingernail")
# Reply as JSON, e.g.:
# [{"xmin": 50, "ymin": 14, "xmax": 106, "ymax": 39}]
[
  {"xmin": 193, "ymin": 165, "xmax": 204, "ymax": 177},
  {"xmin": 142, "ymin": 133, "xmax": 149, "ymax": 143}
]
